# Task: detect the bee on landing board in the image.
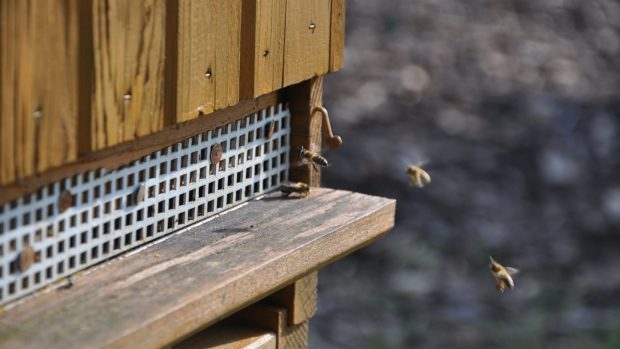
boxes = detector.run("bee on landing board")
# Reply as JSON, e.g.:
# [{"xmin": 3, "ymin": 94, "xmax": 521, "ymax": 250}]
[
  {"xmin": 488, "ymin": 256, "xmax": 519, "ymax": 293},
  {"xmin": 294, "ymin": 146, "xmax": 329, "ymax": 172},
  {"xmin": 406, "ymin": 164, "xmax": 431, "ymax": 188},
  {"xmin": 280, "ymin": 182, "xmax": 310, "ymax": 198}
]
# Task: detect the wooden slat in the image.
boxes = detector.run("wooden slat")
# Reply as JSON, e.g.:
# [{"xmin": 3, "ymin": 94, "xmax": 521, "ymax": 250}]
[
  {"xmin": 282, "ymin": 0, "xmax": 330, "ymax": 87},
  {"xmin": 214, "ymin": 0, "xmax": 242, "ymax": 110},
  {"xmin": 90, "ymin": 0, "xmax": 167, "ymax": 150},
  {"xmin": 287, "ymin": 77, "xmax": 323, "ymax": 187},
  {"xmin": 240, "ymin": 0, "xmax": 286, "ymax": 99},
  {"xmin": 173, "ymin": 324, "xmax": 276, "ymax": 349},
  {"xmin": 329, "ymin": 0, "xmax": 345, "ymax": 71},
  {"xmin": 0, "ymin": 0, "xmax": 83, "ymax": 184},
  {"xmin": 282, "ymin": 323, "xmax": 308, "ymax": 349},
  {"xmin": 0, "ymin": 92, "xmax": 278, "ymax": 204},
  {"xmin": 0, "ymin": 188, "xmax": 395, "ymax": 349},
  {"xmin": 175, "ymin": 0, "xmax": 241, "ymax": 122},
  {"xmin": 229, "ymin": 305, "xmax": 308, "ymax": 349},
  {"xmin": 267, "ymin": 272, "xmax": 318, "ymax": 326}
]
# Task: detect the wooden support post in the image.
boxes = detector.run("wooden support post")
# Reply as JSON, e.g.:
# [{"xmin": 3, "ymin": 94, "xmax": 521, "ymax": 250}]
[
  {"xmin": 229, "ymin": 305, "xmax": 308, "ymax": 349},
  {"xmin": 267, "ymin": 272, "xmax": 318, "ymax": 326},
  {"xmin": 287, "ymin": 77, "xmax": 323, "ymax": 187}
]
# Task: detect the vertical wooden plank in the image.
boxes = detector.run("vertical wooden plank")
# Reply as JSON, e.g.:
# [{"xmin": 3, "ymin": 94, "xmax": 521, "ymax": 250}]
[
  {"xmin": 0, "ymin": 0, "xmax": 15, "ymax": 184},
  {"xmin": 287, "ymin": 77, "xmax": 323, "ymax": 187},
  {"xmin": 267, "ymin": 272, "xmax": 318, "ymax": 326},
  {"xmin": 214, "ymin": 0, "xmax": 241, "ymax": 110},
  {"xmin": 0, "ymin": 0, "xmax": 81, "ymax": 184},
  {"xmin": 90, "ymin": 0, "xmax": 166, "ymax": 150},
  {"xmin": 175, "ymin": 0, "xmax": 241, "ymax": 122},
  {"xmin": 282, "ymin": 0, "xmax": 330, "ymax": 87},
  {"xmin": 239, "ymin": 0, "xmax": 257, "ymax": 100},
  {"xmin": 240, "ymin": 0, "xmax": 286, "ymax": 99},
  {"xmin": 329, "ymin": 0, "xmax": 345, "ymax": 71},
  {"xmin": 175, "ymin": 0, "xmax": 215, "ymax": 122}
]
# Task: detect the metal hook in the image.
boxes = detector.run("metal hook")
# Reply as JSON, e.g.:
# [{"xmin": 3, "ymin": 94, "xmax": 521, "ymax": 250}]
[{"xmin": 312, "ymin": 106, "xmax": 342, "ymax": 150}]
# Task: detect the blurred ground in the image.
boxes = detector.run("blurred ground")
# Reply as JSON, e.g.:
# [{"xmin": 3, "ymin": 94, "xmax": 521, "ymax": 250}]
[{"xmin": 309, "ymin": 1, "xmax": 620, "ymax": 348}]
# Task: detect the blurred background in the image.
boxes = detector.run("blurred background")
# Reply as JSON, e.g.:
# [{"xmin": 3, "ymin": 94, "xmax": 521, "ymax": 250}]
[{"xmin": 310, "ymin": 0, "xmax": 620, "ymax": 348}]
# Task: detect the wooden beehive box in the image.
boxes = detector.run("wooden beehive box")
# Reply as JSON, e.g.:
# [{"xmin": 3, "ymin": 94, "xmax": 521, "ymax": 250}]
[{"xmin": 0, "ymin": 1, "xmax": 395, "ymax": 348}]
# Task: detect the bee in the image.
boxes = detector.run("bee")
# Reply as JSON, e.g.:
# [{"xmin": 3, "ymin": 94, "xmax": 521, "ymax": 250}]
[
  {"xmin": 406, "ymin": 164, "xmax": 431, "ymax": 188},
  {"xmin": 295, "ymin": 146, "xmax": 329, "ymax": 172},
  {"xmin": 488, "ymin": 256, "xmax": 519, "ymax": 293},
  {"xmin": 280, "ymin": 182, "xmax": 310, "ymax": 198}
]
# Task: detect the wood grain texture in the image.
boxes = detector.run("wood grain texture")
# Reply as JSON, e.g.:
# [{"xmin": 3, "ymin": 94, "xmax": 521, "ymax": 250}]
[
  {"xmin": 0, "ymin": 92, "xmax": 278, "ymax": 203},
  {"xmin": 240, "ymin": 0, "xmax": 286, "ymax": 99},
  {"xmin": 329, "ymin": 0, "xmax": 345, "ymax": 71},
  {"xmin": 282, "ymin": 323, "xmax": 308, "ymax": 349},
  {"xmin": 229, "ymin": 305, "xmax": 308, "ymax": 349},
  {"xmin": 173, "ymin": 324, "xmax": 276, "ymax": 349},
  {"xmin": 267, "ymin": 272, "xmax": 317, "ymax": 326},
  {"xmin": 175, "ymin": 0, "xmax": 241, "ymax": 122},
  {"xmin": 90, "ymin": 0, "xmax": 166, "ymax": 150},
  {"xmin": 0, "ymin": 0, "xmax": 82, "ymax": 184},
  {"xmin": 287, "ymin": 77, "xmax": 323, "ymax": 187},
  {"xmin": 282, "ymin": 0, "xmax": 330, "ymax": 87},
  {"xmin": 0, "ymin": 188, "xmax": 395, "ymax": 349}
]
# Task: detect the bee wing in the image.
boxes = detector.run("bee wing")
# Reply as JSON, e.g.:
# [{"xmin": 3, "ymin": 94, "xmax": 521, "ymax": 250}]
[
  {"xmin": 498, "ymin": 273, "xmax": 515, "ymax": 289},
  {"xmin": 506, "ymin": 267, "xmax": 519, "ymax": 275},
  {"xmin": 291, "ymin": 160, "xmax": 309, "ymax": 168}
]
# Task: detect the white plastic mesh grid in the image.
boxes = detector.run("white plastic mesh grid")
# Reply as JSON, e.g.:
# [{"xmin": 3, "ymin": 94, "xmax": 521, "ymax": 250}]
[{"xmin": 0, "ymin": 103, "xmax": 290, "ymax": 306}]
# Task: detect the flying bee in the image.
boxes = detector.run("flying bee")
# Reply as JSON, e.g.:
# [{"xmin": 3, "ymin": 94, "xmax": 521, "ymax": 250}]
[
  {"xmin": 488, "ymin": 256, "xmax": 519, "ymax": 293},
  {"xmin": 294, "ymin": 146, "xmax": 329, "ymax": 172},
  {"xmin": 406, "ymin": 164, "xmax": 431, "ymax": 188},
  {"xmin": 280, "ymin": 182, "xmax": 310, "ymax": 198}
]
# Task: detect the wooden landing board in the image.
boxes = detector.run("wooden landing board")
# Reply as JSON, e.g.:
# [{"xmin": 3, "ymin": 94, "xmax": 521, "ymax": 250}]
[{"xmin": 0, "ymin": 188, "xmax": 395, "ymax": 349}]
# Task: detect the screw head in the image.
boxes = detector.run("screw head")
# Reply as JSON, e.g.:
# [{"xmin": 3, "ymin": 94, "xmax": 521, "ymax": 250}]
[
  {"xmin": 18, "ymin": 245, "xmax": 35, "ymax": 272},
  {"xmin": 123, "ymin": 93, "xmax": 132, "ymax": 102},
  {"xmin": 33, "ymin": 109, "xmax": 43, "ymax": 120},
  {"xmin": 309, "ymin": 23, "xmax": 316, "ymax": 32},
  {"xmin": 210, "ymin": 143, "xmax": 223, "ymax": 164},
  {"xmin": 262, "ymin": 50, "xmax": 269, "ymax": 57},
  {"xmin": 58, "ymin": 190, "xmax": 74, "ymax": 213},
  {"xmin": 205, "ymin": 69, "xmax": 212, "ymax": 79}
]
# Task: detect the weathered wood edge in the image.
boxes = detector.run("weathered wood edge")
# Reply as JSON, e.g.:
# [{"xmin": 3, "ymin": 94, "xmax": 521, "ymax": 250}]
[{"xmin": 0, "ymin": 91, "xmax": 279, "ymax": 203}]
